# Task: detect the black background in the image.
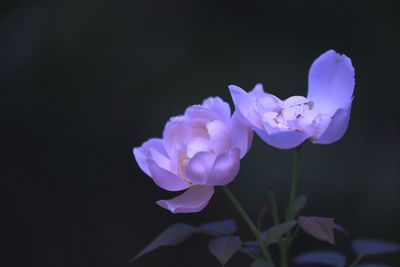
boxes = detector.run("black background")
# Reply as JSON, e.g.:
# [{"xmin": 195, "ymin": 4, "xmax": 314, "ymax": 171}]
[{"xmin": 2, "ymin": 0, "xmax": 400, "ymax": 266}]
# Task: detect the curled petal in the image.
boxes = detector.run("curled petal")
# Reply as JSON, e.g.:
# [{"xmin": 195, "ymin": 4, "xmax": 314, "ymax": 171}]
[
  {"xmin": 148, "ymin": 148, "xmax": 171, "ymax": 170},
  {"xmin": 307, "ymin": 50, "xmax": 355, "ymax": 115},
  {"xmin": 185, "ymin": 152, "xmax": 217, "ymax": 185},
  {"xmin": 230, "ymin": 112, "xmax": 253, "ymax": 158},
  {"xmin": 133, "ymin": 138, "xmax": 168, "ymax": 176},
  {"xmin": 254, "ymin": 128, "xmax": 309, "ymax": 150},
  {"xmin": 229, "ymin": 84, "xmax": 281, "ymax": 128},
  {"xmin": 314, "ymin": 105, "xmax": 352, "ymax": 144},
  {"xmin": 202, "ymin": 97, "xmax": 231, "ymax": 123},
  {"xmin": 184, "ymin": 105, "xmax": 219, "ymax": 122},
  {"xmin": 147, "ymin": 159, "xmax": 190, "ymax": 191},
  {"xmin": 133, "ymin": 148, "xmax": 152, "ymax": 177},
  {"xmin": 228, "ymin": 85, "xmax": 256, "ymax": 126},
  {"xmin": 156, "ymin": 186, "xmax": 215, "ymax": 213},
  {"xmin": 208, "ymin": 148, "xmax": 240, "ymax": 186},
  {"xmin": 249, "ymin": 83, "xmax": 265, "ymax": 98}
]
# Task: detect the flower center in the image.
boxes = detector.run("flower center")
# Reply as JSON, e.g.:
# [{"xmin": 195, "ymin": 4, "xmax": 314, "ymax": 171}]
[
  {"xmin": 263, "ymin": 96, "xmax": 319, "ymax": 133},
  {"xmin": 279, "ymin": 96, "xmax": 314, "ymax": 126},
  {"xmin": 176, "ymin": 148, "xmax": 193, "ymax": 184}
]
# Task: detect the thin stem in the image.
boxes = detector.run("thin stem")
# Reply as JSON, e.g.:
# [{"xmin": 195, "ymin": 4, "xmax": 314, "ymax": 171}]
[
  {"xmin": 286, "ymin": 225, "xmax": 300, "ymax": 248},
  {"xmin": 267, "ymin": 188, "xmax": 280, "ymax": 226},
  {"xmin": 348, "ymin": 255, "xmax": 363, "ymax": 267},
  {"xmin": 221, "ymin": 186, "xmax": 272, "ymax": 262},
  {"xmin": 268, "ymin": 188, "xmax": 287, "ymax": 267},
  {"xmin": 287, "ymin": 146, "xmax": 301, "ymax": 220},
  {"xmin": 282, "ymin": 146, "xmax": 302, "ymax": 267}
]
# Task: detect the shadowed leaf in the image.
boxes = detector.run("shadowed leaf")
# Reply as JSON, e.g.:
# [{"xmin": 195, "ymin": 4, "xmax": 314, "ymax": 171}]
[
  {"xmin": 131, "ymin": 223, "xmax": 198, "ymax": 262},
  {"xmin": 262, "ymin": 220, "xmax": 298, "ymax": 244},
  {"xmin": 356, "ymin": 264, "xmax": 391, "ymax": 267},
  {"xmin": 333, "ymin": 223, "xmax": 349, "ymax": 236},
  {"xmin": 299, "ymin": 216, "xmax": 335, "ymax": 244},
  {"xmin": 250, "ymin": 258, "xmax": 275, "ymax": 267},
  {"xmin": 294, "ymin": 195, "xmax": 308, "ymax": 213},
  {"xmin": 200, "ymin": 219, "xmax": 237, "ymax": 236},
  {"xmin": 241, "ymin": 241, "xmax": 260, "ymax": 255},
  {"xmin": 208, "ymin": 236, "xmax": 241, "ymax": 265},
  {"xmin": 352, "ymin": 239, "xmax": 400, "ymax": 256},
  {"xmin": 294, "ymin": 250, "xmax": 346, "ymax": 267}
]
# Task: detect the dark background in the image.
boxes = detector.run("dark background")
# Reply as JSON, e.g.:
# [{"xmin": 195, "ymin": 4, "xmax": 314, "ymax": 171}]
[{"xmin": 2, "ymin": 0, "xmax": 400, "ymax": 266}]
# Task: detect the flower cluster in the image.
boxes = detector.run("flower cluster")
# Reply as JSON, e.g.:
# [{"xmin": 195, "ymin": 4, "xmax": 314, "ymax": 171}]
[
  {"xmin": 133, "ymin": 50, "xmax": 355, "ymax": 213},
  {"xmin": 131, "ymin": 50, "xmax": 400, "ymax": 267}
]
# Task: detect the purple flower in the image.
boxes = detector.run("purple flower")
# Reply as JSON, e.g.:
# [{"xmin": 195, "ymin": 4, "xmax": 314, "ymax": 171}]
[
  {"xmin": 229, "ymin": 50, "xmax": 355, "ymax": 149},
  {"xmin": 133, "ymin": 97, "xmax": 253, "ymax": 213}
]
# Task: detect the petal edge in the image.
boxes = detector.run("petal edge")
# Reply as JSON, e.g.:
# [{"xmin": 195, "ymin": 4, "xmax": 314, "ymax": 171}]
[{"xmin": 156, "ymin": 186, "xmax": 215, "ymax": 213}]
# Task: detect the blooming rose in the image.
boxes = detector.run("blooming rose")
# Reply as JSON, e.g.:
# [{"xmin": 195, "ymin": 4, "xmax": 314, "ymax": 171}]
[
  {"xmin": 133, "ymin": 97, "xmax": 253, "ymax": 213},
  {"xmin": 229, "ymin": 50, "xmax": 355, "ymax": 149}
]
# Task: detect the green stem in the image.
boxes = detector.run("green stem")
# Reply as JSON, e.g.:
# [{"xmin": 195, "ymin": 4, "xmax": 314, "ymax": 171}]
[
  {"xmin": 287, "ymin": 146, "xmax": 301, "ymax": 221},
  {"xmin": 267, "ymin": 188, "xmax": 280, "ymax": 226},
  {"xmin": 286, "ymin": 225, "xmax": 300, "ymax": 248},
  {"xmin": 348, "ymin": 255, "xmax": 363, "ymax": 267},
  {"xmin": 221, "ymin": 186, "xmax": 272, "ymax": 262},
  {"xmin": 268, "ymin": 188, "xmax": 287, "ymax": 267},
  {"xmin": 282, "ymin": 146, "xmax": 301, "ymax": 267}
]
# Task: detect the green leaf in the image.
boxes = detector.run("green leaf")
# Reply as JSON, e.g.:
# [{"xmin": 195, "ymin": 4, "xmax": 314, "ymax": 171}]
[
  {"xmin": 208, "ymin": 236, "xmax": 241, "ymax": 265},
  {"xmin": 200, "ymin": 219, "xmax": 237, "ymax": 236},
  {"xmin": 333, "ymin": 223, "xmax": 349, "ymax": 236},
  {"xmin": 294, "ymin": 195, "xmax": 308, "ymax": 213},
  {"xmin": 299, "ymin": 216, "xmax": 335, "ymax": 245},
  {"xmin": 262, "ymin": 220, "xmax": 298, "ymax": 244},
  {"xmin": 294, "ymin": 250, "xmax": 346, "ymax": 267},
  {"xmin": 356, "ymin": 264, "xmax": 391, "ymax": 267},
  {"xmin": 352, "ymin": 239, "xmax": 400, "ymax": 256},
  {"xmin": 131, "ymin": 223, "xmax": 198, "ymax": 262},
  {"xmin": 250, "ymin": 259, "xmax": 275, "ymax": 267},
  {"xmin": 240, "ymin": 244, "xmax": 260, "ymax": 257}
]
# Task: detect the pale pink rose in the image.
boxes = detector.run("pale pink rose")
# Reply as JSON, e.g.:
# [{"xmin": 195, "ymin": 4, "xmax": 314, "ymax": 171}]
[
  {"xmin": 230, "ymin": 50, "xmax": 355, "ymax": 149},
  {"xmin": 133, "ymin": 97, "xmax": 253, "ymax": 213}
]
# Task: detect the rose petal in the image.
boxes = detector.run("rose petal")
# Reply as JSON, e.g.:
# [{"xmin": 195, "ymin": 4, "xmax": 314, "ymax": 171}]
[
  {"xmin": 206, "ymin": 120, "xmax": 231, "ymax": 154},
  {"xmin": 249, "ymin": 83, "xmax": 265, "ymax": 98},
  {"xmin": 147, "ymin": 159, "xmax": 190, "ymax": 191},
  {"xmin": 230, "ymin": 112, "xmax": 253, "ymax": 158},
  {"xmin": 307, "ymin": 50, "xmax": 355, "ymax": 115},
  {"xmin": 162, "ymin": 116, "xmax": 192, "ymax": 158},
  {"xmin": 184, "ymin": 105, "xmax": 219, "ymax": 122},
  {"xmin": 156, "ymin": 186, "xmax": 215, "ymax": 213},
  {"xmin": 148, "ymin": 148, "xmax": 171, "ymax": 170},
  {"xmin": 229, "ymin": 85, "xmax": 257, "ymax": 126},
  {"xmin": 186, "ymin": 137, "xmax": 212, "ymax": 158},
  {"xmin": 314, "ymin": 104, "xmax": 352, "ymax": 144},
  {"xmin": 185, "ymin": 152, "xmax": 217, "ymax": 185},
  {"xmin": 133, "ymin": 148, "xmax": 152, "ymax": 176},
  {"xmin": 208, "ymin": 148, "xmax": 240, "ymax": 186},
  {"xmin": 298, "ymin": 113, "xmax": 331, "ymax": 138},
  {"xmin": 133, "ymin": 138, "xmax": 168, "ymax": 176},
  {"xmin": 254, "ymin": 128, "xmax": 309, "ymax": 149},
  {"xmin": 254, "ymin": 94, "xmax": 282, "ymax": 114},
  {"xmin": 202, "ymin": 97, "xmax": 231, "ymax": 123}
]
